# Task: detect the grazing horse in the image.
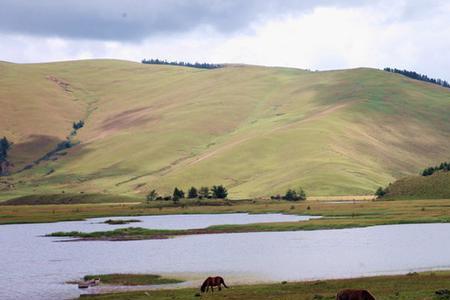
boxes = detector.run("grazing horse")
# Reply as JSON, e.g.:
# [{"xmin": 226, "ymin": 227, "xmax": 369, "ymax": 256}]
[
  {"xmin": 336, "ymin": 289, "xmax": 376, "ymax": 300},
  {"xmin": 200, "ymin": 276, "xmax": 228, "ymax": 293}
]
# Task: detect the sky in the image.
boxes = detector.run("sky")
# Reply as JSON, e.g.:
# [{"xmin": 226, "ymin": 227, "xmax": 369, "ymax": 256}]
[{"xmin": 1, "ymin": 0, "xmax": 449, "ymax": 79}]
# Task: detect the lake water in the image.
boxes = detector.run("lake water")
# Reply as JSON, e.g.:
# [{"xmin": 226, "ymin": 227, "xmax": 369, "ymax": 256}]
[{"xmin": 2, "ymin": 213, "xmax": 450, "ymax": 299}]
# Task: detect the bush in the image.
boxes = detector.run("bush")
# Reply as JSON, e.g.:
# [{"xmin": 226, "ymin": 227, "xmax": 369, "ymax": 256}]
[
  {"xmin": 282, "ymin": 187, "xmax": 306, "ymax": 201},
  {"xmin": 0, "ymin": 137, "xmax": 11, "ymax": 161},
  {"xmin": 375, "ymin": 186, "xmax": 386, "ymax": 198},
  {"xmin": 172, "ymin": 187, "xmax": 185, "ymax": 201},
  {"xmin": 188, "ymin": 187, "xmax": 198, "ymax": 199},
  {"xmin": 422, "ymin": 162, "xmax": 450, "ymax": 176},
  {"xmin": 198, "ymin": 186, "xmax": 210, "ymax": 199},
  {"xmin": 211, "ymin": 185, "xmax": 228, "ymax": 199},
  {"xmin": 146, "ymin": 190, "xmax": 158, "ymax": 202},
  {"xmin": 73, "ymin": 120, "xmax": 85, "ymax": 130}
]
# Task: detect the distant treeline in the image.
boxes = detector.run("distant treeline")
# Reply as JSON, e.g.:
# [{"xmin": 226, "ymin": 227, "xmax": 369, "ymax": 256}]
[
  {"xmin": 146, "ymin": 185, "xmax": 228, "ymax": 202},
  {"xmin": 141, "ymin": 58, "xmax": 223, "ymax": 69},
  {"xmin": 421, "ymin": 161, "xmax": 450, "ymax": 176},
  {"xmin": 271, "ymin": 187, "xmax": 307, "ymax": 201},
  {"xmin": 384, "ymin": 67, "xmax": 450, "ymax": 88}
]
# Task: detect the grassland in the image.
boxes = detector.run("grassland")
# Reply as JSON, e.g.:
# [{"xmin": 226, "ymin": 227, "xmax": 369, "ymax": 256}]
[
  {"xmin": 82, "ymin": 274, "xmax": 182, "ymax": 286},
  {"xmin": 1, "ymin": 60, "xmax": 450, "ymax": 198},
  {"xmin": 4, "ymin": 197, "xmax": 449, "ymax": 229},
  {"xmin": 2, "ymin": 193, "xmax": 141, "ymax": 205},
  {"xmin": 45, "ymin": 197, "xmax": 450, "ymax": 240},
  {"xmin": 383, "ymin": 172, "xmax": 450, "ymax": 200},
  {"xmin": 79, "ymin": 272, "xmax": 450, "ymax": 299}
]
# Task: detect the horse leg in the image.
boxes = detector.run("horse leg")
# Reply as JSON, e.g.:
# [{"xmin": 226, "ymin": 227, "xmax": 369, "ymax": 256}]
[
  {"xmin": 211, "ymin": 286, "xmax": 214, "ymax": 293},
  {"xmin": 219, "ymin": 286, "xmax": 222, "ymax": 291}
]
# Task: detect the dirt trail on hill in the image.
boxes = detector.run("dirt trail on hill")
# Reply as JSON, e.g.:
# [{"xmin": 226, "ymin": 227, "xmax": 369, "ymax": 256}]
[
  {"xmin": 118, "ymin": 100, "xmax": 357, "ymax": 185},
  {"xmin": 186, "ymin": 101, "xmax": 356, "ymax": 166}
]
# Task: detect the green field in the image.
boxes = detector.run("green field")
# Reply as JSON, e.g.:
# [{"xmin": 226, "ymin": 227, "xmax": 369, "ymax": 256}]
[
  {"xmin": 80, "ymin": 272, "xmax": 450, "ymax": 300},
  {"xmin": 3, "ymin": 197, "xmax": 450, "ymax": 229},
  {"xmin": 383, "ymin": 171, "xmax": 450, "ymax": 200},
  {"xmin": 1, "ymin": 60, "xmax": 450, "ymax": 198},
  {"xmin": 82, "ymin": 274, "xmax": 182, "ymax": 286}
]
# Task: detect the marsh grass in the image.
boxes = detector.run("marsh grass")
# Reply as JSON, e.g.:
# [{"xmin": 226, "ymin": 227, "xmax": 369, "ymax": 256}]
[
  {"xmin": 83, "ymin": 274, "xmax": 182, "ymax": 286},
  {"xmin": 79, "ymin": 272, "xmax": 450, "ymax": 299}
]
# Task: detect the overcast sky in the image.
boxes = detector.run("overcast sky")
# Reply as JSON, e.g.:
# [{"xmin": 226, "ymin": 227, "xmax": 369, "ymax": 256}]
[{"xmin": 1, "ymin": 0, "xmax": 449, "ymax": 79}]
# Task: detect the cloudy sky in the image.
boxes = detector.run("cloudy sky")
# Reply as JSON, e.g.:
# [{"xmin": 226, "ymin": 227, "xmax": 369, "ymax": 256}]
[{"xmin": 1, "ymin": 0, "xmax": 449, "ymax": 79}]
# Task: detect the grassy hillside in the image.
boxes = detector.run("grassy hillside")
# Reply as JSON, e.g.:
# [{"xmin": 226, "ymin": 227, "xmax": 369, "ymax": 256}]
[
  {"xmin": 383, "ymin": 171, "xmax": 450, "ymax": 200},
  {"xmin": 0, "ymin": 59, "xmax": 449, "ymax": 198}
]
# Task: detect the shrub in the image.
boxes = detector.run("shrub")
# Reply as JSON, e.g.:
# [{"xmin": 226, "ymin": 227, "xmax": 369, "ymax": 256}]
[
  {"xmin": 73, "ymin": 120, "xmax": 85, "ymax": 130},
  {"xmin": 0, "ymin": 137, "xmax": 11, "ymax": 161},
  {"xmin": 421, "ymin": 162, "xmax": 450, "ymax": 176},
  {"xmin": 198, "ymin": 186, "xmax": 210, "ymax": 199},
  {"xmin": 188, "ymin": 186, "xmax": 198, "ymax": 199},
  {"xmin": 375, "ymin": 187, "xmax": 386, "ymax": 198},
  {"xmin": 282, "ymin": 187, "xmax": 306, "ymax": 201},
  {"xmin": 146, "ymin": 190, "xmax": 158, "ymax": 202},
  {"xmin": 211, "ymin": 185, "xmax": 228, "ymax": 199},
  {"xmin": 172, "ymin": 187, "xmax": 185, "ymax": 201}
]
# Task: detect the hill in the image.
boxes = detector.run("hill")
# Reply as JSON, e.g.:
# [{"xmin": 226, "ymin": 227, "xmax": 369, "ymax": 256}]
[
  {"xmin": 381, "ymin": 171, "xmax": 450, "ymax": 200},
  {"xmin": 0, "ymin": 59, "xmax": 449, "ymax": 199}
]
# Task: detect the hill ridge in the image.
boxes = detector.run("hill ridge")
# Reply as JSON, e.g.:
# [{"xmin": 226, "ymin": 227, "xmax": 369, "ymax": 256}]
[{"xmin": 0, "ymin": 59, "xmax": 449, "ymax": 198}]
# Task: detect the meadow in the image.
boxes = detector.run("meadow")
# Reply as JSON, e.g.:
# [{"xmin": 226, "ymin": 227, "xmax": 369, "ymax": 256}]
[
  {"xmin": 80, "ymin": 272, "xmax": 450, "ymax": 300},
  {"xmin": 1, "ymin": 60, "xmax": 450, "ymax": 198},
  {"xmin": 3, "ymin": 197, "xmax": 450, "ymax": 231}
]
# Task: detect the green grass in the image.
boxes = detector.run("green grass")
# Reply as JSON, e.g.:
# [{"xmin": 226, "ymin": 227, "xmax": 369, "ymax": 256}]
[
  {"xmin": 383, "ymin": 172, "xmax": 450, "ymax": 200},
  {"xmin": 83, "ymin": 274, "xmax": 182, "ymax": 286},
  {"xmin": 47, "ymin": 227, "xmax": 179, "ymax": 240},
  {"xmin": 103, "ymin": 219, "xmax": 141, "ymax": 225},
  {"xmin": 39, "ymin": 198, "xmax": 450, "ymax": 240},
  {"xmin": 79, "ymin": 272, "xmax": 450, "ymax": 299},
  {"xmin": 2, "ymin": 193, "xmax": 142, "ymax": 205},
  {"xmin": 1, "ymin": 60, "xmax": 450, "ymax": 198}
]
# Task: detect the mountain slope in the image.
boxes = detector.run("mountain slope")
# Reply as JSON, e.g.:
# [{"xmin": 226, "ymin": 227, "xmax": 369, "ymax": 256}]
[
  {"xmin": 382, "ymin": 171, "xmax": 450, "ymax": 200},
  {"xmin": 0, "ymin": 59, "xmax": 449, "ymax": 198}
]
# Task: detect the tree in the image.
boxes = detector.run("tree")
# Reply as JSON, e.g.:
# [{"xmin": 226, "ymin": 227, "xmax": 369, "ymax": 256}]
[
  {"xmin": 421, "ymin": 161, "xmax": 450, "ymax": 176},
  {"xmin": 375, "ymin": 187, "xmax": 386, "ymax": 198},
  {"xmin": 0, "ymin": 137, "xmax": 11, "ymax": 161},
  {"xmin": 172, "ymin": 187, "xmax": 185, "ymax": 201},
  {"xmin": 146, "ymin": 189, "xmax": 158, "ymax": 202},
  {"xmin": 297, "ymin": 187, "xmax": 306, "ymax": 200},
  {"xmin": 188, "ymin": 186, "xmax": 198, "ymax": 199},
  {"xmin": 283, "ymin": 189, "xmax": 297, "ymax": 201},
  {"xmin": 73, "ymin": 120, "xmax": 85, "ymax": 130},
  {"xmin": 198, "ymin": 186, "xmax": 210, "ymax": 199},
  {"xmin": 384, "ymin": 67, "xmax": 450, "ymax": 89},
  {"xmin": 211, "ymin": 185, "xmax": 228, "ymax": 199},
  {"xmin": 283, "ymin": 187, "xmax": 306, "ymax": 201},
  {"xmin": 141, "ymin": 58, "xmax": 223, "ymax": 69}
]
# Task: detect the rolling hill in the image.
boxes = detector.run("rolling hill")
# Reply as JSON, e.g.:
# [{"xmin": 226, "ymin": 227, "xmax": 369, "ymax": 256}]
[
  {"xmin": 382, "ymin": 171, "xmax": 450, "ymax": 200},
  {"xmin": 0, "ymin": 59, "xmax": 449, "ymax": 199}
]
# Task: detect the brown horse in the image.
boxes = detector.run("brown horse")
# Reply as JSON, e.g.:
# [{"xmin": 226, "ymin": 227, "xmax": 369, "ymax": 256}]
[
  {"xmin": 336, "ymin": 289, "xmax": 376, "ymax": 300},
  {"xmin": 200, "ymin": 276, "xmax": 228, "ymax": 293}
]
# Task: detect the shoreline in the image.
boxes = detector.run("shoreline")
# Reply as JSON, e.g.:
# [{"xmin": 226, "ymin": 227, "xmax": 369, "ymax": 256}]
[{"xmin": 78, "ymin": 271, "xmax": 450, "ymax": 299}]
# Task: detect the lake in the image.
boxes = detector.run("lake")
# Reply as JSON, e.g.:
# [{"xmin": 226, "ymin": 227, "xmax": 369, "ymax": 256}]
[{"xmin": 1, "ymin": 213, "xmax": 450, "ymax": 299}]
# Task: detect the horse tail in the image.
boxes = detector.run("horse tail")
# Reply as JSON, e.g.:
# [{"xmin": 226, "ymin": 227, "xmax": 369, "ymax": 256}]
[
  {"xmin": 363, "ymin": 290, "xmax": 376, "ymax": 300},
  {"xmin": 220, "ymin": 277, "xmax": 228, "ymax": 288},
  {"xmin": 200, "ymin": 279, "xmax": 208, "ymax": 292}
]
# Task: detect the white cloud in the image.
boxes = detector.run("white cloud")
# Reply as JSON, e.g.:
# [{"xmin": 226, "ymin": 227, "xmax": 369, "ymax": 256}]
[{"xmin": 1, "ymin": 1, "xmax": 449, "ymax": 79}]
